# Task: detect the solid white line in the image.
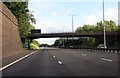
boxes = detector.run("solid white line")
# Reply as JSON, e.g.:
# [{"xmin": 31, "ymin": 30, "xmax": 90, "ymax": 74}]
[
  {"xmin": 82, "ymin": 54, "xmax": 87, "ymax": 56},
  {"xmin": 58, "ymin": 61, "xmax": 62, "ymax": 64},
  {"xmin": 0, "ymin": 51, "xmax": 37, "ymax": 71},
  {"xmin": 101, "ymin": 58, "xmax": 113, "ymax": 62}
]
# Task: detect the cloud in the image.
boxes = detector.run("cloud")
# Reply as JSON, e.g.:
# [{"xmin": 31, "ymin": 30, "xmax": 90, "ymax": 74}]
[
  {"xmin": 61, "ymin": 7, "xmax": 71, "ymax": 14},
  {"xmin": 81, "ymin": 8, "xmax": 117, "ymax": 26},
  {"xmin": 28, "ymin": 2, "xmax": 54, "ymax": 15},
  {"xmin": 35, "ymin": 20, "xmax": 72, "ymax": 33},
  {"xmin": 52, "ymin": 12, "xmax": 58, "ymax": 16},
  {"xmin": 105, "ymin": 8, "xmax": 118, "ymax": 23},
  {"xmin": 83, "ymin": 15, "xmax": 97, "ymax": 25},
  {"xmin": 35, "ymin": 21, "xmax": 59, "ymax": 33}
]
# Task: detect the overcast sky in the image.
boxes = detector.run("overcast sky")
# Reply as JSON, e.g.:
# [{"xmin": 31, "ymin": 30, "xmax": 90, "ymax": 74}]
[{"xmin": 28, "ymin": 0, "xmax": 119, "ymax": 45}]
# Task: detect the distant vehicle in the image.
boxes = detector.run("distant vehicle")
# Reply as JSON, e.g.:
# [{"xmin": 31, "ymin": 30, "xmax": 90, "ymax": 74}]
[
  {"xmin": 24, "ymin": 43, "xmax": 28, "ymax": 48},
  {"xmin": 97, "ymin": 44, "xmax": 106, "ymax": 48},
  {"xmin": 70, "ymin": 46, "xmax": 73, "ymax": 48}
]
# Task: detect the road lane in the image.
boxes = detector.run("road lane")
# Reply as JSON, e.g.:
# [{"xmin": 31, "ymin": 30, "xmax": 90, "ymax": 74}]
[
  {"xmin": 49, "ymin": 49, "xmax": 118, "ymax": 76},
  {"xmin": 2, "ymin": 49, "xmax": 75, "ymax": 76},
  {"xmin": 2, "ymin": 48, "xmax": 118, "ymax": 76}
]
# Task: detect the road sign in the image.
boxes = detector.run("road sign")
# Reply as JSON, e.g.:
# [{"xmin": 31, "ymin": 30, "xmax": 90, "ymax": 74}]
[{"xmin": 31, "ymin": 29, "xmax": 41, "ymax": 34}]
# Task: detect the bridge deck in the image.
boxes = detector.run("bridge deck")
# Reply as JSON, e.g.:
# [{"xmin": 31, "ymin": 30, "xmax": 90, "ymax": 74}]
[{"xmin": 27, "ymin": 32, "xmax": 120, "ymax": 39}]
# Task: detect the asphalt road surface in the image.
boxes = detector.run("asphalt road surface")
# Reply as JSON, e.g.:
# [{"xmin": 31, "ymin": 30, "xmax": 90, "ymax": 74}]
[{"xmin": 2, "ymin": 47, "xmax": 119, "ymax": 76}]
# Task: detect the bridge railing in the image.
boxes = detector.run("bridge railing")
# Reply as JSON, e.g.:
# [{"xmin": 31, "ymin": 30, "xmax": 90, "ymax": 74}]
[{"xmin": 61, "ymin": 47, "xmax": 120, "ymax": 54}]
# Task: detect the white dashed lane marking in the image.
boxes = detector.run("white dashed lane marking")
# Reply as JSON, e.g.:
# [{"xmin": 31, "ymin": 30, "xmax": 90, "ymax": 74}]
[
  {"xmin": 58, "ymin": 61, "xmax": 62, "ymax": 65},
  {"xmin": 53, "ymin": 56, "xmax": 55, "ymax": 58},
  {"xmin": 82, "ymin": 54, "xmax": 87, "ymax": 56},
  {"xmin": 101, "ymin": 58, "xmax": 113, "ymax": 62}
]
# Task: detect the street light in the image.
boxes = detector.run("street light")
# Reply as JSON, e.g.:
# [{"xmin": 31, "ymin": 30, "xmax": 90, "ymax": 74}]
[
  {"xmin": 69, "ymin": 14, "xmax": 76, "ymax": 47},
  {"xmin": 62, "ymin": 26, "xmax": 66, "ymax": 47},
  {"xmin": 69, "ymin": 14, "xmax": 76, "ymax": 33},
  {"xmin": 102, "ymin": 0, "xmax": 107, "ymax": 48}
]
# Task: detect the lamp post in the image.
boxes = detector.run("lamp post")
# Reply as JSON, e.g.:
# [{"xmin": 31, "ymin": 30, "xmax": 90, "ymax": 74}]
[
  {"xmin": 62, "ymin": 26, "xmax": 65, "ymax": 47},
  {"xmin": 69, "ymin": 14, "xmax": 76, "ymax": 32},
  {"xmin": 103, "ymin": 0, "xmax": 107, "ymax": 48},
  {"xmin": 69, "ymin": 14, "xmax": 76, "ymax": 47}
]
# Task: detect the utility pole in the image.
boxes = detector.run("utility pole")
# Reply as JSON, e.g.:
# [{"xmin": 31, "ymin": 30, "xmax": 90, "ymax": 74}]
[{"xmin": 103, "ymin": 0, "xmax": 107, "ymax": 48}]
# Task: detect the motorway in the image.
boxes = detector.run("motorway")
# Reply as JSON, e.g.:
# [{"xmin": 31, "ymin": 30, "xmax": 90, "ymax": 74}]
[{"xmin": 2, "ymin": 47, "xmax": 118, "ymax": 76}]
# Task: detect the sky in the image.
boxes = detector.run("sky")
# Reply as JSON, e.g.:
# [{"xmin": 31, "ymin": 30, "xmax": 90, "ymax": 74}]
[{"xmin": 28, "ymin": 0, "xmax": 119, "ymax": 45}]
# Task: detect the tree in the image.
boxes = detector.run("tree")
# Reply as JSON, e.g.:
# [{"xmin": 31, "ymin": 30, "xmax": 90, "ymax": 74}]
[
  {"xmin": 30, "ymin": 40, "xmax": 40, "ymax": 50},
  {"xmin": 75, "ymin": 25, "xmax": 95, "ymax": 33}
]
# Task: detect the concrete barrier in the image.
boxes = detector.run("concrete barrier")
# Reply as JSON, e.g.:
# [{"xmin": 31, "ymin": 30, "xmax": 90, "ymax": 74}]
[{"xmin": 62, "ymin": 46, "xmax": 120, "ymax": 54}]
